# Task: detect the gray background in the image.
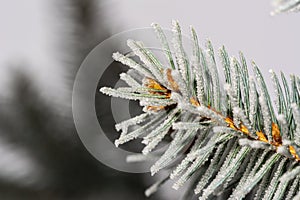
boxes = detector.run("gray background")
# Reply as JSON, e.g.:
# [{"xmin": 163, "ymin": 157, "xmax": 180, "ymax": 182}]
[{"xmin": 1, "ymin": 0, "xmax": 300, "ymax": 99}]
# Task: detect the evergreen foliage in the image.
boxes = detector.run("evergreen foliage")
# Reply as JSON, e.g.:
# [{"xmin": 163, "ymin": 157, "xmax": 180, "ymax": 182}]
[{"xmin": 101, "ymin": 21, "xmax": 300, "ymax": 199}]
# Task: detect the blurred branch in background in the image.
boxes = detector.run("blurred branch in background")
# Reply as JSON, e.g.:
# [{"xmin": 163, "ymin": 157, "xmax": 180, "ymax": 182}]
[
  {"xmin": 0, "ymin": 1, "xmax": 164, "ymax": 199},
  {"xmin": 57, "ymin": 0, "xmax": 109, "ymax": 86}
]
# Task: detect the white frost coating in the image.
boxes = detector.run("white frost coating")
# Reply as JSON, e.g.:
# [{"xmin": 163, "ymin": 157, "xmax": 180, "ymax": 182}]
[
  {"xmin": 200, "ymin": 146, "xmax": 250, "ymax": 200},
  {"xmin": 192, "ymin": 132, "xmax": 209, "ymax": 152},
  {"xmin": 297, "ymin": 76, "xmax": 300, "ymax": 99},
  {"xmin": 171, "ymin": 70, "xmax": 190, "ymax": 102},
  {"xmin": 270, "ymin": 69, "xmax": 281, "ymax": 112},
  {"xmin": 262, "ymin": 158, "xmax": 287, "ymax": 200},
  {"xmin": 208, "ymin": 142, "xmax": 240, "ymax": 194},
  {"xmin": 280, "ymin": 166, "xmax": 300, "ymax": 183},
  {"xmin": 228, "ymin": 150, "xmax": 259, "ymax": 200},
  {"xmin": 201, "ymin": 142, "xmax": 239, "ymax": 195},
  {"xmin": 239, "ymin": 138, "xmax": 269, "ymax": 149},
  {"xmin": 143, "ymin": 108, "xmax": 179, "ymax": 140},
  {"xmin": 151, "ymin": 23, "xmax": 175, "ymax": 69},
  {"xmin": 292, "ymin": 3, "xmax": 300, "ymax": 12},
  {"xmin": 117, "ymin": 87, "xmax": 142, "ymax": 93},
  {"xmin": 227, "ymin": 58, "xmax": 243, "ymax": 126},
  {"xmin": 100, "ymin": 87, "xmax": 172, "ymax": 104},
  {"xmin": 172, "ymin": 122, "xmax": 203, "ymax": 130},
  {"xmin": 212, "ymin": 126, "xmax": 242, "ymax": 139},
  {"xmin": 232, "ymin": 107, "xmax": 256, "ymax": 139},
  {"xmin": 254, "ymin": 173, "xmax": 270, "ymax": 200},
  {"xmin": 193, "ymin": 65, "xmax": 206, "ymax": 104},
  {"xmin": 142, "ymin": 109, "xmax": 180, "ymax": 154},
  {"xmin": 119, "ymin": 73, "xmax": 141, "ymax": 88},
  {"xmin": 172, "ymin": 132, "xmax": 229, "ymax": 180},
  {"xmin": 170, "ymin": 91, "xmax": 181, "ymax": 102},
  {"xmin": 213, "ymin": 126, "xmax": 232, "ymax": 134},
  {"xmin": 100, "ymin": 87, "xmax": 138, "ymax": 100},
  {"xmin": 213, "ymin": 126, "xmax": 243, "ymax": 137},
  {"xmin": 249, "ymin": 77, "xmax": 258, "ymax": 126},
  {"xmin": 254, "ymin": 64, "xmax": 274, "ymax": 142},
  {"xmin": 170, "ymin": 132, "xmax": 214, "ymax": 180},
  {"xmin": 249, "ymin": 150, "xmax": 270, "ymax": 177},
  {"xmin": 230, "ymin": 58, "xmax": 239, "ymax": 95},
  {"xmin": 230, "ymin": 150, "xmax": 270, "ymax": 198},
  {"xmin": 229, "ymin": 58, "xmax": 240, "ymax": 107},
  {"xmin": 232, "ymin": 107, "xmax": 249, "ymax": 126},
  {"xmin": 190, "ymin": 26, "xmax": 205, "ymax": 104},
  {"xmin": 179, "ymin": 102, "xmax": 199, "ymax": 115},
  {"xmin": 272, "ymin": 179, "xmax": 289, "ymax": 200},
  {"xmin": 127, "ymin": 39, "xmax": 164, "ymax": 82},
  {"xmin": 115, "ymin": 112, "xmax": 165, "ymax": 147},
  {"xmin": 291, "ymin": 103, "xmax": 300, "ymax": 145},
  {"xmin": 277, "ymin": 145, "xmax": 293, "ymax": 158},
  {"xmin": 225, "ymin": 80, "xmax": 240, "ymax": 127},
  {"xmin": 142, "ymin": 128, "xmax": 170, "ymax": 155},
  {"xmin": 206, "ymin": 40, "xmax": 220, "ymax": 111},
  {"xmin": 191, "ymin": 27, "xmax": 206, "ymax": 104},
  {"xmin": 197, "ymin": 106, "xmax": 226, "ymax": 125},
  {"xmin": 194, "ymin": 144, "xmax": 225, "ymax": 194},
  {"xmin": 112, "ymin": 52, "xmax": 154, "ymax": 78},
  {"xmin": 259, "ymin": 95, "xmax": 273, "ymax": 142},
  {"xmin": 282, "ymin": 139, "xmax": 293, "ymax": 145},
  {"xmin": 150, "ymin": 129, "xmax": 197, "ymax": 175},
  {"xmin": 172, "ymin": 150, "xmax": 211, "ymax": 190},
  {"xmin": 139, "ymin": 99, "xmax": 175, "ymax": 107},
  {"xmin": 293, "ymin": 190, "xmax": 300, "ymax": 200},
  {"xmin": 115, "ymin": 113, "xmax": 149, "ymax": 134},
  {"xmin": 272, "ymin": 0, "xmax": 300, "ymax": 14},
  {"xmin": 170, "ymin": 155, "xmax": 192, "ymax": 180},
  {"xmin": 286, "ymin": 176, "xmax": 300, "ymax": 200},
  {"xmin": 189, "ymin": 142, "xmax": 220, "ymax": 159},
  {"xmin": 232, "ymin": 154, "xmax": 280, "ymax": 199},
  {"xmin": 172, "ymin": 20, "xmax": 190, "ymax": 86},
  {"xmin": 277, "ymin": 114, "xmax": 289, "ymax": 140},
  {"xmin": 223, "ymin": 83, "xmax": 231, "ymax": 93}
]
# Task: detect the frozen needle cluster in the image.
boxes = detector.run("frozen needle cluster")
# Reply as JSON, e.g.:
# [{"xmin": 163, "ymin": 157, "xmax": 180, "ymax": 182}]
[{"xmin": 100, "ymin": 21, "xmax": 300, "ymax": 199}]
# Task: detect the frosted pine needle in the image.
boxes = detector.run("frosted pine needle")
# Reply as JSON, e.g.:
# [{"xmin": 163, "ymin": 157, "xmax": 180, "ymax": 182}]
[
  {"xmin": 100, "ymin": 21, "xmax": 300, "ymax": 199},
  {"xmin": 119, "ymin": 72, "xmax": 141, "ymax": 89},
  {"xmin": 272, "ymin": 0, "xmax": 300, "ymax": 14}
]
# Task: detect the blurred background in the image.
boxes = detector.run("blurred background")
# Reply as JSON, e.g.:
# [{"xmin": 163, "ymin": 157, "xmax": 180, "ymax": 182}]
[{"xmin": 0, "ymin": 0, "xmax": 300, "ymax": 199}]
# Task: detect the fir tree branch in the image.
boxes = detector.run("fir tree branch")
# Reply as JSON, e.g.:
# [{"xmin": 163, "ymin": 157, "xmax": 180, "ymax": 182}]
[{"xmin": 100, "ymin": 21, "xmax": 300, "ymax": 199}]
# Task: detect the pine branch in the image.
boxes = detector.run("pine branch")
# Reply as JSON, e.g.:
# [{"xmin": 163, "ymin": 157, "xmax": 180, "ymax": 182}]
[{"xmin": 100, "ymin": 21, "xmax": 300, "ymax": 199}]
